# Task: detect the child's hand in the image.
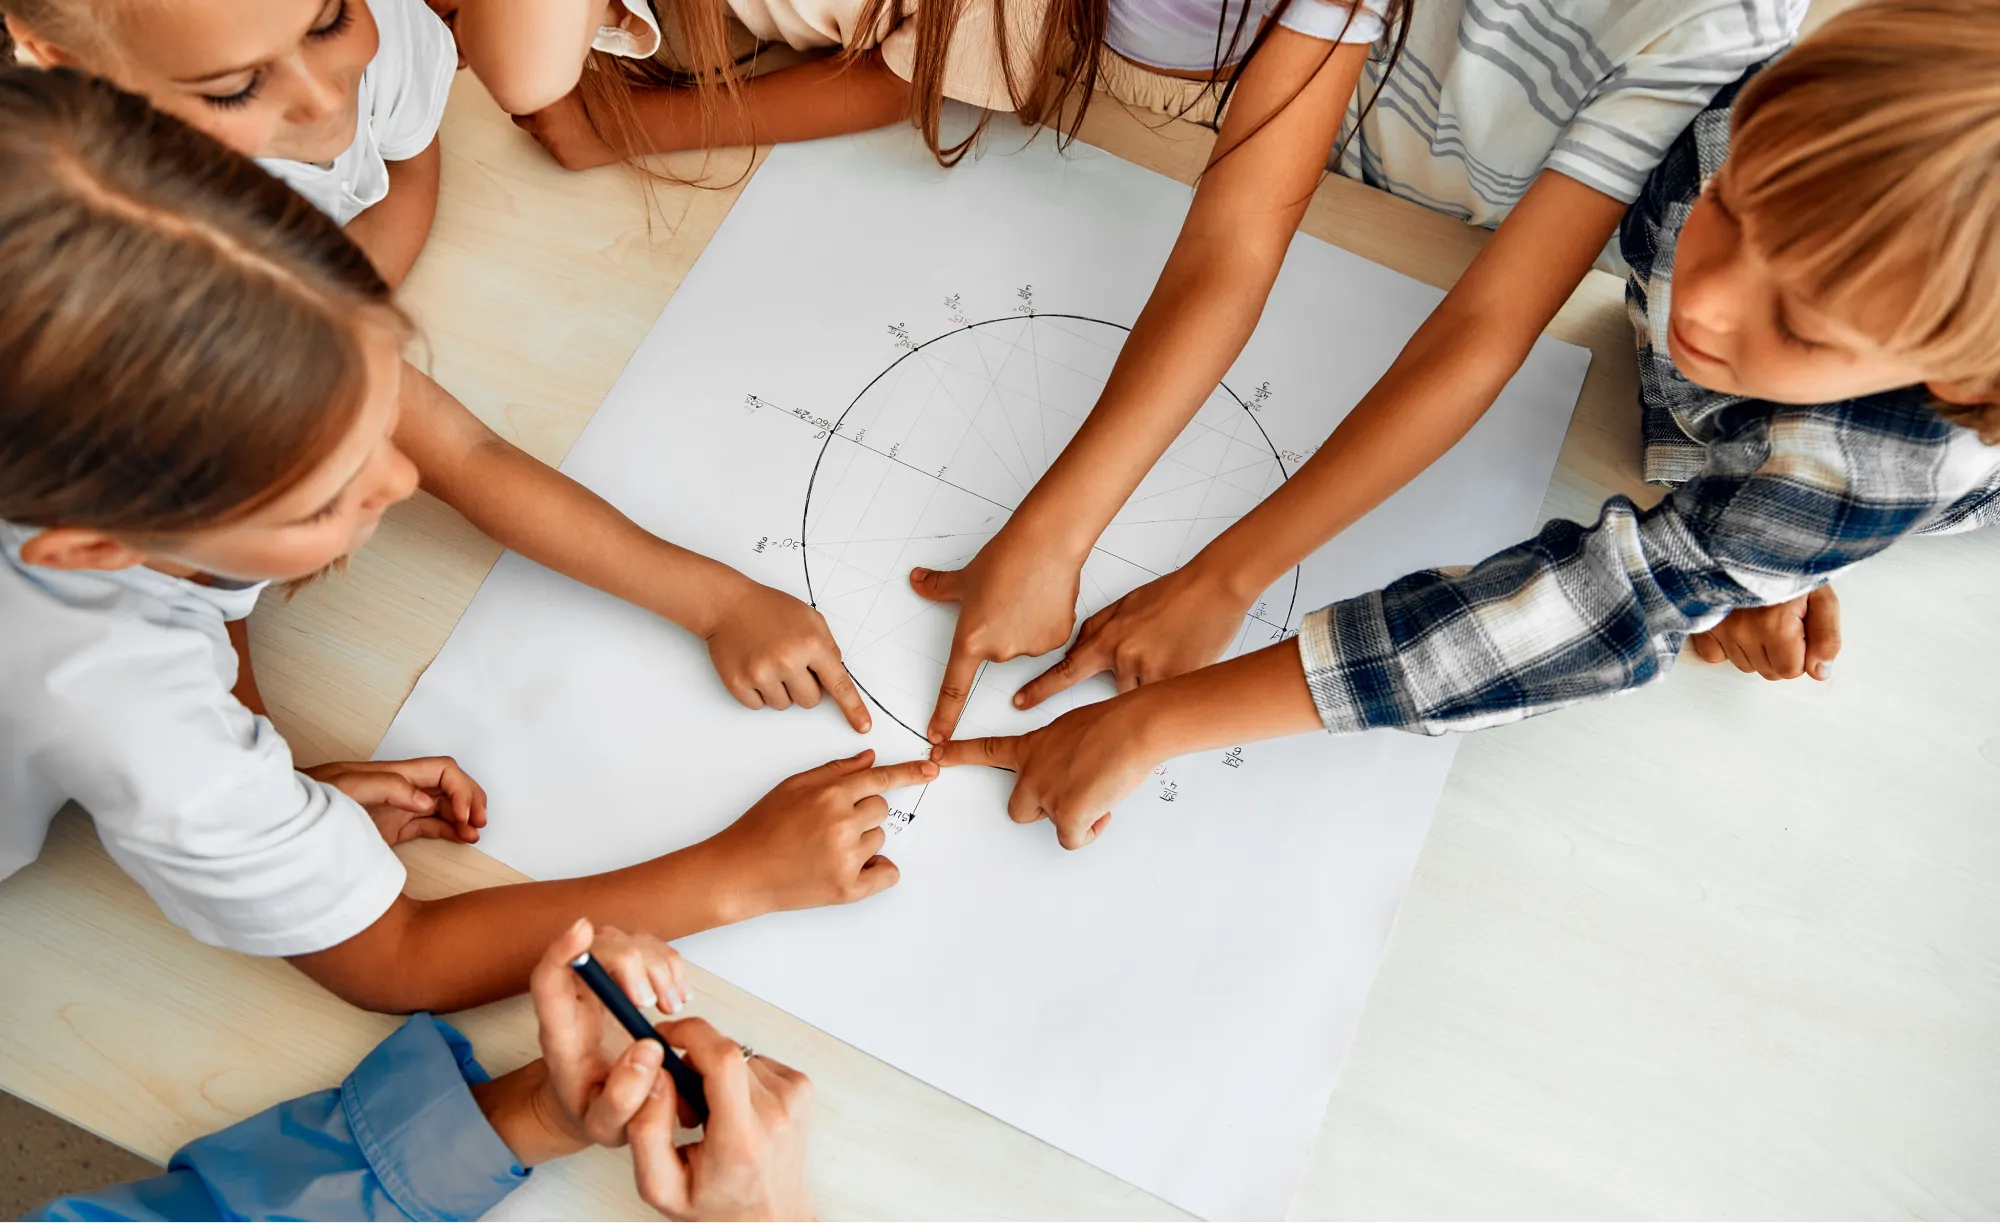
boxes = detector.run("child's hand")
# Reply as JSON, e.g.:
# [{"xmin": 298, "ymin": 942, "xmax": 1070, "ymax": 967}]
[
  {"xmin": 936, "ymin": 699, "xmax": 1154, "ymax": 850},
  {"xmin": 472, "ymin": 919, "xmax": 691, "ymax": 1167},
  {"xmin": 305, "ymin": 757, "xmax": 489, "ymax": 846},
  {"xmin": 910, "ymin": 530, "xmax": 1086, "ymax": 743},
  {"xmin": 1013, "ymin": 565, "xmax": 1252, "ymax": 709},
  {"xmin": 695, "ymin": 750, "xmax": 937, "ymax": 915},
  {"xmin": 1689, "ymin": 585, "xmax": 1841, "ymax": 681},
  {"xmin": 629, "ymin": 1018, "xmax": 816, "ymax": 1222},
  {"xmin": 705, "ymin": 579, "xmax": 873, "ymax": 734},
  {"xmin": 512, "ymin": 92, "xmax": 619, "ymax": 170}
]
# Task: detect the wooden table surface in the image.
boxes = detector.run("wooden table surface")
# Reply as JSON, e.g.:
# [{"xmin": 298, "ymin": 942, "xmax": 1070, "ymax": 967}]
[{"xmin": 3, "ymin": 76, "xmax": 1996, "ymax": 1219}]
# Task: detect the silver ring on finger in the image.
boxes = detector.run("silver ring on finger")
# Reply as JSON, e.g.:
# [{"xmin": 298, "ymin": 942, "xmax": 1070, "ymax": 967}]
[{"xmin": 739, "ymin": 1045, "xmax": 757, "ymax": 1062}]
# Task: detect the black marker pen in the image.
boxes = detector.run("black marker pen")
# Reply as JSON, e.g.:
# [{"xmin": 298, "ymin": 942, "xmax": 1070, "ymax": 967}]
[{"xmin": 569, "ymin": 951, "xmax": 711, "ymax": 1125}]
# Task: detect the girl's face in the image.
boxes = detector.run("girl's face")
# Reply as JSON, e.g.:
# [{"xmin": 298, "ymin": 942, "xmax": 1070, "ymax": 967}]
[
  {"xmin": 29, "ymin": 0, "xmax": 379, "ymax": 163},
  {"xmin": 1668, "ymin": 164, "xmax": 1937, "ymax": 405},
  {"xmin": 151, "ymin": 326, "xmax": 421, "ymax": 583}
]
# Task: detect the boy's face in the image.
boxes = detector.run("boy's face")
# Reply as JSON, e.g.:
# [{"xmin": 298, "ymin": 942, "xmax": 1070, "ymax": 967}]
[
  {"xmin": 27, "ymin": 0, "xmax": 379, "ymax": 164},
  {"xmin": 1669, "ymin": 164, "xmax": 1937, "ymax": 404}
]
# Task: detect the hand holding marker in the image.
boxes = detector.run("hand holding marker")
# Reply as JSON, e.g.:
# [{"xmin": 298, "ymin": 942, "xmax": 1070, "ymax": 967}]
[{"xmin": 570, "ymin": 950, "xmax": 722, "ymax": 1125}]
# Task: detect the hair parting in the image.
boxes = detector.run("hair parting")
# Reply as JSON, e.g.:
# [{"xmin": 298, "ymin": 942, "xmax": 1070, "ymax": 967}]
[{"xmin": 0, "ymin": 67, "xmax": 410, "ymax": 535}]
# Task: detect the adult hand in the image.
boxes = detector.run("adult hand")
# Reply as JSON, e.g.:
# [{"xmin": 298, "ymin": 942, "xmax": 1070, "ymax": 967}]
[
  {"xmin": 628, "ymin": 1018, "xmax": 815, "ymax": 1222},
  {"xmin": 473, "ymin": 918, "xmax": 694, "ymax": 1167},
  {"xmin": 304, "ymin": 756, "xmax": 488, "ymax": 846},
  {"xmin": 936, "ymin": 698, "xmax": 1158, "ymax": 850},
  {"xmin": 1014, "ymin": 564, "xmax": 1253, "ymax": 709},
  {"xmin": 512, "ymin": 91, "xmax": 620, "ymax": 170},
  {"xmin": 696, "ymin": 751, "xmax": 937, "ymax": 914},
  {"xmin": 1689, "ymin": 585, "xmax": 1840, "ymax": 681},
  {"xmin": 910, "ymin": 527, "xmax": 1086, "ymax": 743},
  {"xmin": 705, "ymin": 578, "xmax": 871, "ymax": 733}
]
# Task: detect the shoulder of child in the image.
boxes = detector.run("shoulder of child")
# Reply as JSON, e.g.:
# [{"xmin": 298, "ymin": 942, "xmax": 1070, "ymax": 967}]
[{"xmin": 362, "ymin": 0, "xmax": 459, "ymax": 162}]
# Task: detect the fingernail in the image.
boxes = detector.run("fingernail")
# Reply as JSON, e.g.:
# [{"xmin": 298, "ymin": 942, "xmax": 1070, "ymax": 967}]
[
  {"xmin": 1814, "ymin": 662, "xmax": 1833, "ymax": 680},
  {"xmin": 635, "ymin": 1041, "xmax": 664, "ymax": 1068},
  {"xmin": 634, "ymin": 981, "xmax": 658, "ymax": 1008},
  {"xmin": 911, "ymin": 567, "xmax": 929, "ymax": 579},
  {"xmin": 922, "ymin": 761, "xmax": 939, "ymax": 777},
  {"xmin": 1013, "ymin": 693, "xmax": 1027, "ymax": 708},
  {"xmin": 928, "ymin": 730, "xmax": 942, "ymax": 745},
  {"xmin": 860, "ymin": 718, "xmax": 873, "ymax": 732},
  {"xmin": 569, "ymin": 916, "xmax": 590, "ymax": 936}
]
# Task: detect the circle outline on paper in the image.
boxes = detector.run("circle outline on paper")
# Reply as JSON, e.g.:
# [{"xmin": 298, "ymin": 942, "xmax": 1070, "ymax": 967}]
[{"xmin": 800, "ymin": 313, "xmax": 1301, "ymax": 743}]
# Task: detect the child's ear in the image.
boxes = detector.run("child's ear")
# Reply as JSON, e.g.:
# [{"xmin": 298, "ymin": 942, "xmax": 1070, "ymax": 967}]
[
  {"xmin": 5, "ymin": 18, "xmax": 74, "ymax": 68},
  {"xmin": 1928, "ymin": 376, "xmax": 1997, "ymax": 406},
  {"xmin": 17, "ymin": 527, "xmax": 152, "ymax": 573}
]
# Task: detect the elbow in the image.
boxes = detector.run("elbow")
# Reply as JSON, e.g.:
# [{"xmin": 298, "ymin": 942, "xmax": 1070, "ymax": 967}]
[{"xmin": 483, "ymin": 63, "xmax": 584, "ymax": 118}]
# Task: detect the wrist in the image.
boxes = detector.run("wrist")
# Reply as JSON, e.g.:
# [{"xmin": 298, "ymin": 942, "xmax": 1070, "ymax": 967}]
[
  {"xmin": 671, "ymin": 553, "xmax": 753, "ymax": 640},
  {"xmin": 470, "ymin": 1060, "xmax": 585, "ymax": 1167},
  {"xmin": 1004, "ymin": 493, "xmax": 1106, "ymax": 562},
  {"xmin": 667, "ymin": 839, "xmax": 773, "ymax": 928}
]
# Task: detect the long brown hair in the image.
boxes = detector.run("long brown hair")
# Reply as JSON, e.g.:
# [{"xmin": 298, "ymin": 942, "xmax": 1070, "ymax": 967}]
[
  {"xmin": 0, "ymin": 66, "xmax": 408, "ymax": 533},
  {"xmin": 1730, "ymin": 0, "xmax": 2000, "ymax": 441}
]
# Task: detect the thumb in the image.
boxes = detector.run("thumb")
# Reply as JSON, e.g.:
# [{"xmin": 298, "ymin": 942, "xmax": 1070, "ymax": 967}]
[
  {"xmin": 908, "ymin": 565, "xmax": 964, "ymax": 604},
  {"xmin": 628, "ymin": 1073, "xmax": 693, "ymax": 1217},
  {"xmin": 1804, "ymin": 584, "xmax": 1842, "ymax": 680},
  {"xmin": 337, "ymin": 772, "xmax": 436, "ymax": 814}
]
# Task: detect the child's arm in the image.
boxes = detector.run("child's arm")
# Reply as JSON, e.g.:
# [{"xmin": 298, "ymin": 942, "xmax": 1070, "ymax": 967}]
[
  {"xmin": 290, "ymin": 752, "xmax": 935, "ymax": 1012},
  {"xmin": 910, "ymin": 29, "xmax": 1372, "ymax": 743},
  {"xmin": 444, "ymin": 0, "xmax": 611, "ymax": 115},
  {"xmin": 940, "ymin": 430, "xmax": 1924, "ymax": 847},
  {"xmin": 225, "ymin": 619, "xmax": 269, "ymax": 717},
  {"xmin": 396, "ymin": 365, "xmax": 872, "ymax": 731},
  {"xmin": 514, "ymin": 54, "xmax": 914, "ymax": 171},
  {"xmin": 1012, "ymin": 171, "xmax": 1629, "ymax": 707},
  {"xmin": 342, "ymin": 136, "xmax": 443, "ymax": 288}
]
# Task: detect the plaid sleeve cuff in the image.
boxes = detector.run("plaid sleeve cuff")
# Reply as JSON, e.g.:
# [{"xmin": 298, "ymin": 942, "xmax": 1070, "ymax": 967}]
[{"xmin": 1297, "ymin": 596, "xmax": 1413, "ymax": 734}]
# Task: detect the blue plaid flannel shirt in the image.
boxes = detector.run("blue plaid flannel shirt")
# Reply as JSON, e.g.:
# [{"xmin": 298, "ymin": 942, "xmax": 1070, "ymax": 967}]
[{"xmin": 1297, "ymin": 63, "xmax": 2000, "ymax": 736}]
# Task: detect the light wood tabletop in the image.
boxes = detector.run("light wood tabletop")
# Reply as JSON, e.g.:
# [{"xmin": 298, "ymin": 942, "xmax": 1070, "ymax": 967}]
[{"xmin": 3, "ymin": 73, "xmax": 1996, "ymax": 1219}]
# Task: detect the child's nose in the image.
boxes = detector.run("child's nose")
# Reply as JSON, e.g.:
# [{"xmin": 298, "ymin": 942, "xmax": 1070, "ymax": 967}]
[
  {"xmin": 287, "ymin": 69, "xmax": 345, "ymax": 125},
  {"xmin": 362, "ymin": 446, "xmax": 421, "ymax": 512}
]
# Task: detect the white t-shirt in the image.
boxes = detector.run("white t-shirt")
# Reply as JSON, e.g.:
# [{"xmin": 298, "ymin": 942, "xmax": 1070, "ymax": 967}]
[
  {"xmin": 1335, "ymin": 0, "xmax": 1808, "ymax": 228},
  {"xmin": 260, "ymin": 0, "xmax": 458, "ymax": 226},
  {"xmin": 0, "ymin": 523, "xmax": 406, "ymax": 957}
]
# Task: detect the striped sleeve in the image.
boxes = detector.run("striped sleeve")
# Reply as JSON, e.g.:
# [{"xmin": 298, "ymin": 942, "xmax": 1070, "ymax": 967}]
[{"xmin": 1547, "ymin": 0, "xmax": 1803, "ymax": 202}]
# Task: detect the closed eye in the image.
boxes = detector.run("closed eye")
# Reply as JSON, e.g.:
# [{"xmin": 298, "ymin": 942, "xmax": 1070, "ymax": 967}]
[
  {"xmin": 309, "ymin": 0, "xmax": 356, "ymax": 41},
  {"xmin": 203, "ymin": 73, "xmax": 265, "ymax": 109}
]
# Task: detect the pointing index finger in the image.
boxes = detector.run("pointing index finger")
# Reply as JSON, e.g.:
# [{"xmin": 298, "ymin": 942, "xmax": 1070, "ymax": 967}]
[
  {"xmin": 846, "ymin": 757, "xmax": 941, "ymax": 799},
  {"xmin": 815, "ymin": 655, "xmax": 873, "ymax": 733},
  {"xmin": 927, "ymin": 646, "xmax": 982, "ymax": 745},
  {"xmin": 936, "ymin": 735, "xmax": 1023, "ymax": 771}
]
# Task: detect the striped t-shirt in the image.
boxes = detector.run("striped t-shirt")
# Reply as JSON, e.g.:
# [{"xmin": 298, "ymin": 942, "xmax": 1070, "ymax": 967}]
[{"xmin": 1334, "ymin": 0, "xmax": 1807, "ymax": 227}]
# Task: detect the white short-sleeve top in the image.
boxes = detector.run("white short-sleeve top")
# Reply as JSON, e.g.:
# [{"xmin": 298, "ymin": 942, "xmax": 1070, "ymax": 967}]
[
  {"xmin": 0, "ymin": 523, "xmax": 406, "ymax": 957},
  {"xmin": 259, "ymin": 0, "xmax": 458, "ymax": 226}
]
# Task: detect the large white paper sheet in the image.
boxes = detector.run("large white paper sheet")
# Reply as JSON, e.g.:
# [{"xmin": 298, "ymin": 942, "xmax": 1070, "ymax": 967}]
[{"xmin": 379, "ymin": 121, "xmax": 1590, "ymax": 1219}]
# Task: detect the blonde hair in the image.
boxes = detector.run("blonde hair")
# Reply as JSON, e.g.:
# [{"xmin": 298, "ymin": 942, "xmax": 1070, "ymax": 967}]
[{"xmin": 1730, "ymin": 0, "xmax": 2000, "ymax": 439}]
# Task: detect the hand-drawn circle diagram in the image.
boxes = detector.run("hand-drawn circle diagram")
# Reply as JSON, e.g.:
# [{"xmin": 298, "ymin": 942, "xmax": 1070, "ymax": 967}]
[{"xmin": 801, "ymin": 313, "xmax": 1301, "ymax": 743}]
